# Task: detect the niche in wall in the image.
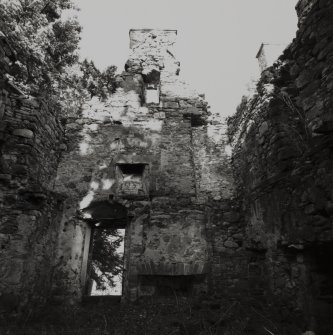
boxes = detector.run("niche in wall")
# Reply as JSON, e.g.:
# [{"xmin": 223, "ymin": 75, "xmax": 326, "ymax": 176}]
[{"xmin": 115, "ymin": 163, "xmax": 149, "ymax": 199}]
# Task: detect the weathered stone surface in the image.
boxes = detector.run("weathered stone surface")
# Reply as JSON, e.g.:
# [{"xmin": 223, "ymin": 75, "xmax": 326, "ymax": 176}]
[
  {"xmin": 224, "ymin": 240, "xmax": 238, "ymax": 249},
  {"xmin": 228, "ymin": 0, "xmax": 333, "ymax": 332},
  {"xmin": 0, "ymin": 34, "xmax": 64, "ymax": 311},
  {"xmin": 49, "ymin": 29, "xmax": 235, "ymax": 303},
  {"xmin": 12, "ymin": 128, "xmax": 34, "ymax": 139},
  {"xmin": 1, "ymin": 4, "xmax": 332, "ymax": 334}
]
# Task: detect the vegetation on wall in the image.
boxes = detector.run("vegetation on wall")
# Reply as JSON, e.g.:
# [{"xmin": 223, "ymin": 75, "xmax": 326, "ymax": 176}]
[
  {"xmin": 0, "ymin": 0, "xmax": 122, "ymax": 289},
  {"xmin": 80, "ymin": 59, "xmax": 117, "ymax": 99},
  {"xmin": 0, "ymin": 0, "xmax": 81, "ymax": 93},
  {"xmin": 0, "ymin": 0, "xmax": 117, "ymax": 116}
]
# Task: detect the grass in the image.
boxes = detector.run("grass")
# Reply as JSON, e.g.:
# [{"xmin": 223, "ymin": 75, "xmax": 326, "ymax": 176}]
[{"xmin": 0, "ymin": 295, "xmax": 303, "ymax": 335}]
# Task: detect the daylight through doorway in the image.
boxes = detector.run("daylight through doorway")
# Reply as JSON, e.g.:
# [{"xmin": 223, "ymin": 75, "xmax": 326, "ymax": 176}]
[{"xmin": 89, "ymin": 228, "xmax": 125, "ymax": 296}]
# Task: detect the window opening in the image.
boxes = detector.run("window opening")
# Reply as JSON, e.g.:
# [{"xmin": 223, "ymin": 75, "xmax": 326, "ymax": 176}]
[
  {"xmin": 116, "ymin": 163, "xmax": 149, "ymax": 198},
  {"xmin": 142, "ymin": 70, "xmax": 160, "ymax": 105},
  {"xmin": 118, "ymin": 163, "xmax": 145, "ymax": 175}
]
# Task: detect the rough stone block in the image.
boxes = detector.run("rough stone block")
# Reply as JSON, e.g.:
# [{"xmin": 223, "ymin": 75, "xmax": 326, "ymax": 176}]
[
  {"xmin": 259, "ymin": 121, "xmax": 269, "ymax": 137},
  {"xmin": 224, "ymin": 240, "xmax": 238, "ymax": 249},
  {"xmin": 12, "ymin": 128, "xmax": 34, "ymax": 139},
  {"xmin": 162, "ymin": 101, "xmax": 179, "ymax": 109},
  {"xmin": 223, "ymin": 212, "xmax": 240, "ymax": 223}
]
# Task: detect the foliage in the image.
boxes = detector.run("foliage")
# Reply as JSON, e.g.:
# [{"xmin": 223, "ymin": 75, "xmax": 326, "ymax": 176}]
[
  {"xmin": 0, "ymin": 0, "xmax": 118, "ymax": 117},
  {"xmin": 80, "ymin": 59, "xmax": 117, "ymax": 99},
  {"xmin": 0, "ymin": 0, "xmax": 81, "ymax": 95},
  {"xmin": 90, "ymin": 228, "xmax": 124, "ymax": 290},
  {"xmin": 0, "ymin": 2, "xmax": 121, "ymax": 285},
  {"xmin": 57, "ymin": 59, "xmax": 117, "ymax": 117}
]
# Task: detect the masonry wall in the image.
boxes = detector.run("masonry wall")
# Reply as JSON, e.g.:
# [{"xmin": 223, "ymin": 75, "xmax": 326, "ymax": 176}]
[
  {"xmin": 228, "ymin": 0, "xmax": 333, "ymax": 332},
  {"xmin": 0, "ymin": 40, "xmax": 65, "ymax": 312},
  {"xmin": 51, "ymin": 30, "xmax": 236, "ymax": 303},
  {"xmin": 0, "ymin": 28, "xmax": 242, "ymax": 311},
  {"xmin": 4, "ymin": 11, "xmax": 332, "ymax": 330}
]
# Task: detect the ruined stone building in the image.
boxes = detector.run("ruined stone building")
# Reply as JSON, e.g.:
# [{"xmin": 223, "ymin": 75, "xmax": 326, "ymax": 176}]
[
  {"xmin": 0, "ymin": 0, "xmax": 333, "ymax": 334},
  {"xmin": 0, "ymin": 28, "xmax": 236, "ymax": 305},
  {"xmin": 52, "ymin": 29, "xmax": 235, "ymax": 302}
]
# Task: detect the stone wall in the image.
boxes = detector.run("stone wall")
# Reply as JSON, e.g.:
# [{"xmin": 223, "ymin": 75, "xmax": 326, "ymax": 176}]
[
  {"xmin": 228, "ymin": 0, "xmax": 333, "ymax": 332},
  {"xmin": 3, "ymin": 5, "xmax": 333, "ymax": 331},
  {"xmin": 0, "ymin": 27, "xmax": 241, "ymax": 311},
  {"xmin": 0, "ymin": 36, "xmax": 65, "ymax": 312},
  {"xmin": 51, "ymin": 29, "xmax": 236, "ymax": 303}
]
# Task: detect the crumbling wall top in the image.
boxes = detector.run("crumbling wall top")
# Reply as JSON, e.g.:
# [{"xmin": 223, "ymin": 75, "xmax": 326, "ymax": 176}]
[
  {"xmin": 129, "ymin": 29, "xmax": 177, "ymax": 49},
  {"xmin": 126, "ymin": 29, "xmax": 181, "ymax": 91}
]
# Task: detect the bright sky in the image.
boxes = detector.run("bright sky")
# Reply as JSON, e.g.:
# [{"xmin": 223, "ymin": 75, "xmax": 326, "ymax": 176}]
[{"xmin": 73, "ymin": 0, "xmax": 299, "ymax": 117}]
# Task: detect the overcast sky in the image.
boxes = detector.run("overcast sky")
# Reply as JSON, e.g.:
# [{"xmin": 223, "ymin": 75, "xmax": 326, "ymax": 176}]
[{"xmin": 73, "ymin": 0, "xmax": 299, "ymax": 117}]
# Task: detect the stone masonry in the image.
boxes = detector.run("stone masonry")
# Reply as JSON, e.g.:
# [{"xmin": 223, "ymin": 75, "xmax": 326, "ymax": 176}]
[
  {"xmin": 0, "ymin": 34, "xmax": 65, "ymax": 311},
  {"xmin": 228, "ymin": 0, "xmax": 333, "ymax": 333},
  {"xmin": 0, "ymin": 1, "xmax": 333, "ymax": 333},
  {"xmin": 49, "ymin": 29, "xmax": 237, "ymax": 304}
]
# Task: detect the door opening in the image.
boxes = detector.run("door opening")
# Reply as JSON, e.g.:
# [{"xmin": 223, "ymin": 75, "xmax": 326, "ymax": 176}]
[
  {"xmin": 81, "ymin": 199, "xmax": 128, "ymax": 298},
  {"xmin": 87, "ymin": 227, "xmax": 125, "ymax": 296}
]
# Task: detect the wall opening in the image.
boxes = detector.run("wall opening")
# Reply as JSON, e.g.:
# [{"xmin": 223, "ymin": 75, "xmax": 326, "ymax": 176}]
[
  {"xmin": 142, "ymin": 69, "xmax": 160, "ymax": 105},
  {"xmin": 118, "ymin": 163, "xmax": 145, "ymax": 175},
  {"xmin": 80, "ymin": 200, "xmax": 128, "ymax": 298},
  {"xmin": 87, "ymin": 228, "xmax": 125, "ymax": 296},
  {"xmin": 116, "ymin": 163, "xmax": 149, "ymax": 198}
]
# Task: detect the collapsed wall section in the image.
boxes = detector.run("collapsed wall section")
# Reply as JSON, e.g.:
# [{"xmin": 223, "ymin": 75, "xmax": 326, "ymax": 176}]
[{"xmin": 228, "ymin": 0, "xmax": 333, "ymax": 332}]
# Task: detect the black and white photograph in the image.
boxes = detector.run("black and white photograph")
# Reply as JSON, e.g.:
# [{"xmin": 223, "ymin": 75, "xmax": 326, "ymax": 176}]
[{"xmin": 0, "ymin": 0, "xmax": 332, "ymax": 334}]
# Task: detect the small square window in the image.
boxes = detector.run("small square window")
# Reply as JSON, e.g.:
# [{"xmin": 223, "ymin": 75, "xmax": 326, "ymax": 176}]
[{"xmin": 116, "ymin": 164, "xmax": 149, "ymax": 198}]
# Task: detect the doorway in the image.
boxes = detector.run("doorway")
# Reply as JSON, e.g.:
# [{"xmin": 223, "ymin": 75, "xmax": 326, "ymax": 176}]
[
  {"xmin": 80, "ymin": 200, "xmax": 128, "ymax": 298},
  {"xmin": 88, "ymin": 228, "xmax": 125, "ymax": 296}
]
